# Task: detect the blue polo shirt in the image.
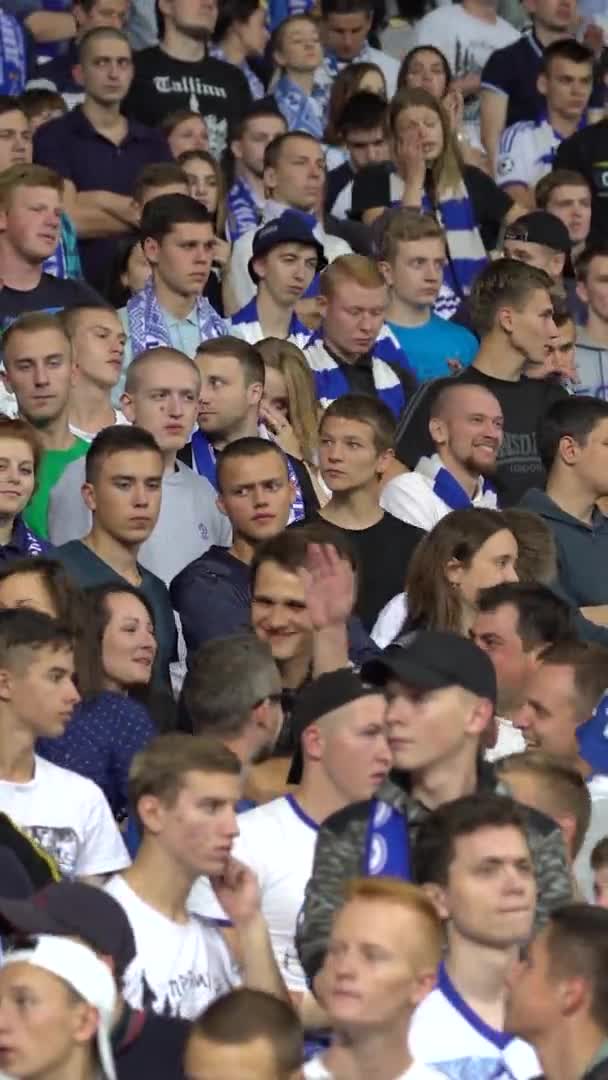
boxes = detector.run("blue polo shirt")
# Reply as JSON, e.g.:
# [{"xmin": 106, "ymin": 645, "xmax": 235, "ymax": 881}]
[{"xmin": 33, "ymin": 106, "xmax": 171, "ymax": 287}]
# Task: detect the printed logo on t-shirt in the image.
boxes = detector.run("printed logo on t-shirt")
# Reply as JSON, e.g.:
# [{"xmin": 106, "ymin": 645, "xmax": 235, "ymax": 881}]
[
  {"xmin": 592, "ymin": 161, "xmax": 608, "ymax": 197},
  {"xmin": 131, "ymin": 962, "xmax": 234, "ymax": 1019},
  {"xmin": 23, "ymin": 825, "xmax": 79, "ymax": 877},
  {"xmin": 497, "ymin": 431, "xmax": 540, "ymax": 474}
]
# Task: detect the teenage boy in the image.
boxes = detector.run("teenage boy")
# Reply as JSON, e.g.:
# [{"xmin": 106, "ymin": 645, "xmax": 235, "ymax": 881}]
[
  {"xmin": 189, "ymin": 669, "xmax": 391, "ymax": 1001},
  {"xmin": 49, "ymin": 347, "xmax": 230, "ymax": 588},
  {"xmin": 410, "ymin": 794, "xmax": 541, "ymax": 1080},
  {"xmin": 185, "ymin": 989, "xmax": 303, "ymax": 1080},
  {"xmin": 131, "ymin": 161, "xmax": 190, "ymax": 215},
  {"xmin": 119, "ymin": 194, "xmax": 229, "ymax": 382},
  {"xmin": 381, "ymin": 381, "xmax": 502, "ymax": 531},
  {"xmin": 326, "ymin": 92, "xmax": 390, "ymax": 220},
  {"xmin": 306, "ymin": 878, "xmax": 444, "ymax": 1080},
  {"xmin": 227, "ymin": 103, "xmax": 287, "ymax": 242},
  {"xmin": 305, "ymin": 254, "xmax": 416, "ymax": 417},
  {"xmin": 521, "ymin": 396, "xmax": 608, "ymax": 630},
  {"xmin": 123, "ymin": 0, "xmax": 251, "ymax": 157},
  {"xmin": 506, "ymin": 905, "xmax": 608, "ymax": 1080},
  {"xmin": 105, "ymin": 733, "xmax": 286, "ymax": 1019},
  {"xmin": 0, "ymin": 608, "xmax": 129, "ymax": 880},
  {"xmin": 171, "ymin": 437, "xmax": 296, "ymax": 655},
  {"xmin": 319, "ymin": 0, "xmax": 399, "ymax": 99},
  {"xmin": 184, "ymin": 337, "xmax": 316, "ymax": 519},
  {"xmin": 395, "ymin": 259, "xmax": 565, "ymax": 506},
  {"xmin": 271, "ymin": 13, "xmax": 328, "ymax": 141},
  {"xmin": 63, "ymin": 304, "xmax": 128, "ymax": 442},
  {"xmin": 33, "ymin": 28, "xmax": 172, "ymax": 288},
  {"xmin": 296, "ymin": 630, "xmax": 572, "ymax": 986},
  {"xmin": 55, "ymin": 425, "xmax": 176, "ymax": 681},
  {"xmin": 497, "ymin": 41, "xmax": 593, "ymax": 206},
  {"xmin": 536, "ymin": 168, "xmax": 592, "ymax": 263},
  {"xmin": 379, "ymin": 210, "xmax": 479, "ymax": 382},
  {"xmin": 2, "ymin": 312, "xmax": 89, "ymax": 539},
  {"xmin": 0, "ymin": 164, "xmax": 101, "ymax": 328},
  {"xmin": 574, "ymin": 246, "xmax": 608, "ymax": 400},
  {"xmin": 317, "ymin": 394, "xmax": 423, "ymax": 630},
  {"xmin": 229, "ymin": 212, "xmax": 326, "ymax": 347},
  {"xmin": 225, "ymin": 132, "xmax": 351, "ymax": 313}
]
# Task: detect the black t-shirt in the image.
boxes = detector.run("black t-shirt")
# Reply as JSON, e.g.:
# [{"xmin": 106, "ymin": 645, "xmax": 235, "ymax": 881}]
[
  {"xmin": 0, "ymin": 274, "xmax": 103, "ymax": 331},
  {"xmin": 395, "ymin": 366, "xmax": 568, "ymax": 507},
  {"xmin": 123, "ymin": 47, "xmax": 252, "ymax": 157},
  {"xmin": 326, "ymin": 160, "xmax": 354, "ymax": 214},
  {"xmin": 350, "ymin": 162, "xmax": 511, "ymax": 252},
  {"xmin": 112, "ymin": 1004, "xmax": 188, "ymax": 1080},
  {"xmin": 317, "ymin": 512, "xmax": 424, "ymax": 630},
  {"xmin": 555, "ymin": 120, "xmax": 608, "ymax": 239}
]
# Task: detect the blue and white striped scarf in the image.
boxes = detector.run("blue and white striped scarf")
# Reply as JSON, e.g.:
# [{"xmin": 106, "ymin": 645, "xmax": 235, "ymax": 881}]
[
  {"xmin": 125, "ymin": 279, "xmax": 229, "ymax": 358},
  {"xmin": 386, "ymin": 173, "xmax": 488, "ymax": 298},
  {"xmin": 209, "ymin": 44, "xmax": 265, "ymax": 100},
  {"xmin": 304, "ymin": 325, "xmax": 411, "ymax": 417},
  {"xmin": 272, "ymin": 74, "xmax": 328, "ymax": 140},
  {"xmin": 0, "ymin": 11, "xmax": 27, "ymax": 95},
  {"xmin": 230, "ymin": 298, "xmax": 311, "ymax": 349},
  {"xmin": 226, "ymin": 178, "xmax": 263, "ymax": 243},
  {"xmin": 364, "ymin": 799, "xmax": 411, "ymax": 879},
  {"xmin": 190, "ymin": 423, "xmax": 306, "ymax": 523},
  {"xmin": 416, "ymin": 453, "xmax": 497, "ymax": 511}
]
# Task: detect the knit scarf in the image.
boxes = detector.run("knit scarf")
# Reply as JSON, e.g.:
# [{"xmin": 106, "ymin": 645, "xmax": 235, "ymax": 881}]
[
  {"xmin": 364, "ymin": 799, "xmax": 411, "ymax": 880},
  {"xmin": 304, "ymin": 334, "xmax": 406, "ymax": 418},
  {"xmin": 226, "ymin": 177, "xmax": 263, "ymax": 243},
  {"xmin": 125, "ymin": 279, "xmax": 228, "ymax": 358},
  {"xmin": 416, "ymin": 454, "xmax": 497, "ymax": 510},
  {"xmin": 273, "ymin": 74, "xmax": 327, "ymax": 140},
  {"xmin": 229, "ymin": 298, "xmax": 311, "ymax": 350},
  {"xmin": 0, "ymin": 11, "xmax": 26, "ymax": 95}
]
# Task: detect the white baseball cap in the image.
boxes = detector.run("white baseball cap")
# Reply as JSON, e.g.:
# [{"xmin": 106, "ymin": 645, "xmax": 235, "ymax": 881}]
[{"xmin": 3, "ymin": 934, "xmax": 117, "ymax": 1080}]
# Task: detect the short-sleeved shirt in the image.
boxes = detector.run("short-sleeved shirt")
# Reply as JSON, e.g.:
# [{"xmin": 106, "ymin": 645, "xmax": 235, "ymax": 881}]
[
  {"xmin": 105, "ymin": 874, "xmax": 238, "ymax": 1020},
  {"xmin": 497, "ymin": 115, "xmax": 586, "ymax": 191},
  {"xmin": 387, "ymin": 314, "xmax": 478, "ymax": 382},
  {"xmin": 0, "ymin": 274, "xmax": 102, "ymax": 331},
  {"xmin": 22, "ymin": 437, "xmax": 88, "ymax": 540},
  {"xmin": 33, "ymin": 107, "xmax": 172, "ymax": 286},
  {"xmin": 122, "ymin": 46, "xmax": 252, "ymax": 159},
  {"xmin": 0, "ymin": 755, "xmax": 130, "ymax": 879}
]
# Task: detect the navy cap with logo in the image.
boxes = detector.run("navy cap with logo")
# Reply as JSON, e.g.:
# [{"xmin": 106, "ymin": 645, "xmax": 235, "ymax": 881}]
[
  {"xmin": 287, "ymin": 668, "xmax": 382, "ymax": 784},
  {"xmin": 362, "ymin": 630, "xmax": 497, "ymax": 705},
  {"xmin": 0, "ymin": 881, "xmax": 136, "ymax": 978},
  {"xmin": 248, "ymin": 211, "xmax": 328, "ymax": 284},
  {"xmin": 504, "ymin": 210, "xmax": 571, "ymax": 255}
]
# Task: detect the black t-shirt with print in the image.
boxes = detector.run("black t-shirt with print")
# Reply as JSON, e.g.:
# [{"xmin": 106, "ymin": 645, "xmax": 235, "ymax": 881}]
[
  {"xmin": 123, "ymin": 47, "xmax": 252, "ymax": 158},
  {"xmin": 0, "ymin": 275, "xmax": 102, "ymax": 330},
  {"xmin": 395, "ymin": 367, "xmax": 568, "ymax": 507}
]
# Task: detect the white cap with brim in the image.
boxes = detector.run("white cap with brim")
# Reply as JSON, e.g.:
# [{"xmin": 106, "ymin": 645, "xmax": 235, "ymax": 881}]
[{"xmin": 3, "ymin": 935, "xmax": 117, "ymax": 1080}]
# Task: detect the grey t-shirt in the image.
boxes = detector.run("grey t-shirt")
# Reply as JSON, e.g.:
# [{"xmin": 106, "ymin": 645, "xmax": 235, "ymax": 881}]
[{"xmin": 48, "ymin": 459, "xmax": 231, "ymax": 585}]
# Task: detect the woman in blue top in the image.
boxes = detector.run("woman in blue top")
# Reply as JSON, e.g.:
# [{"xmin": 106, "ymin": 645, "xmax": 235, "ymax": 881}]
[
  {"xmin": 0, "ymin": 416, "xmax": 51, "ymax": 563},
  {"xmin": 37, "ymin": 583, "xmax": 158, "ymax": 820}
]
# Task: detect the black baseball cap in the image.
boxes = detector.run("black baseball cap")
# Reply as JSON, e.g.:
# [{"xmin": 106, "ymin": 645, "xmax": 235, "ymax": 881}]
[
  {"xmin": 504, "ymin": 211, "xmax": 571, "ymax": 255},
  {"xmin": 0, "ymin": 881, "xmax": 136, "ymax": 977},
  {"xmin": 362, "ymin": 630, "xmax": 497, "ymax": 705},
  {"xmin": 248, "ymin": 210, "xmax": 327, "ymax": 284},
  {"xmin": 287, "ymin": 669, "xmax": 382, "ymax": 784}
]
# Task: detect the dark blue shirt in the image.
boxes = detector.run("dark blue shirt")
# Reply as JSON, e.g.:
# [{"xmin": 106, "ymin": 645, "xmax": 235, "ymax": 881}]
[
  {"xmin": 37, "ymin": 691, "xmax": 155, "ymax": 819},
  {"xmin": 33, "ymin": 106, "xmax": 172, "ymax": 287},
  {"xmin": 0, "ymin": 516, "xmax": 52, "ymax": 562}
]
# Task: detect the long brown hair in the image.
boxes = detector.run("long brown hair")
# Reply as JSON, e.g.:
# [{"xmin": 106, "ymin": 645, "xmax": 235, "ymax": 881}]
[
  {"xmin": 405, "ymin": 509, "xmax": 512, "ymax": 633},
  {"xmin": 255, "ymin": 338, "xmax": 321, "ymax": 464},
  {"xmin": 177, "ymin": 149, "xmax": 226, "ymax": 235},
  {"xmin": 389, "ymin": 86, "xmax": 463, "ymax": 196}
]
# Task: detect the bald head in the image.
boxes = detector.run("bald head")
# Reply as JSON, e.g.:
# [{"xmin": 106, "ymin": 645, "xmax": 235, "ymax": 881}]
[
  {"xmin": 124, "ymin": 347, "xmax": 200, "ymax": 395},
  {"xmin": 428, "ymin": 382, "xmax": 504, "ymax": 479},
  {"xmin": 121, "ymin": 347, "xmax": 201, "ymax": 453}
]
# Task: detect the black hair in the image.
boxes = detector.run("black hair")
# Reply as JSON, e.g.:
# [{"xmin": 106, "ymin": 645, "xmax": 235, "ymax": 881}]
[
  {"xmin": 140, "ymin": 193, "xmax": 212, "ymax": 244},
  {"xmin": 413, "ymin": 793, "xmax": 528, "ymax": 886},
  {"xmin": 213, "ymin": 0, "xmax": 261, "ymax": 42},
  {"xmin": 476, "ymin": 582, "xmax": 576, "ymax": 650},
  {"xmin": 321, "ymin": 0, "xmax": 372, "ymax": 15},
  {"xmin": 0, "ymin": 608, "xmax": 73, "ymax": 668},
  {"xmin": 337, "ymin": 91, "xmax": 388, "ymax": 137},
  {"xmin": 537, "ymin": 395, "xmax": 608, "ymax": 472},
  {"xmin": 102, "ymin": 234, "xmax": 144, "ymax": 308},
  {"xmin": 216, "ymin": 436, "xmax": 288, "ymax": 494},
  {"xmin": 85, "ymin": 425, "xmax": 162, "ymax": 484},
  {"xmin": 541, "ymin": 38, "xmax": 594, "ymax": 74}
]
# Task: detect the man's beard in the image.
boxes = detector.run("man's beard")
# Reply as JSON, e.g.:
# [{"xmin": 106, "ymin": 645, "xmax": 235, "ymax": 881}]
[{"xmin": 463, "ymin": 450, "xmax": 498, "ymax": 479}]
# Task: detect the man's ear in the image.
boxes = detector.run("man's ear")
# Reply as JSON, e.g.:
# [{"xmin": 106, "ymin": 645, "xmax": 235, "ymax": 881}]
[
  {"xmin": 378, "ymin": 260, "xmax": 393, "ymax": 288},
  {"xmin": 247, "ymin": 380, "xmax": 264, "ymax": 407},
  {"xmin": 120, "ymin": 392, "xmax": 135, "ymax": 424},
  {"xmin": 316, "ymin": 294, "xmax": 328, "ymax": 319},
  {"xmin": 1, "ymin": 368, "xmax": 13, "ymax": 395},
  {"xmin": 301, "ymin": 722, "xmax": 324, "ymax": 766},
  {"xmin": 376, "ymin": 448, "xmax": 395, "ymax": 478},
  {"xmin": 421, "ymin": 882, "xmax": 450, "ymax": 920},
  {"xmin": 537, "ymin": 72, "xmax": 548, "ymax": 97},
  {"xmin": 81, "ymin": 482, "xmax": 96, "ymax": 513},
  {"xmin": 429, "ymin": 416, "xmax": 448, "ymax": 447},
  {"xmin": 251, "ymin": 255, "xmax": 266, "ymax": 283},
  {"xmin": 216, "ymin": 491, "xmax": 227, "ymax": 517},
  {"xmin": 0, "ymin": 666, "xmax": 13, "ymax": 703},
  {"xmin": 576, "ymin": 279, "xmax": 589, "ymax": 306}
]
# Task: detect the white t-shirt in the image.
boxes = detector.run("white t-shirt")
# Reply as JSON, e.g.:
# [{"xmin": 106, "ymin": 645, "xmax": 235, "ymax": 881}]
[
  {"xmin": 304, "ymin": 1056, "xmax": 447, "ymax": 1079},
  {"xmin": 105, "ymin": 874, "xmax": 239, "ymax": 1020},
  {"xmin": 411, "ymin": 5, "xmax": 518, "ymax": 140},
  {"xmin": 380, "ymin": 455, "xmax": 498, "ymax": 533},
  {"xmin": 188, "ymin": 794, "xmax": 318, "ymax": 992},
  {"xmin": 409, "ymin": 964, "xmax": 540, "ymax": 1080},
  {"xmin": 0, "ymin": 755, "xmax": 130, "ymax": 879},
  {"xmin": 496, "ymin": 118, "xmax": 562, "ymax": 191},
  {"xmin": 371, "ymin": 591, "xmax": 408, "ymax": 649},
  {"xmin": 575, "ymin": 773, "xmax": 608, "ymax": 901}
]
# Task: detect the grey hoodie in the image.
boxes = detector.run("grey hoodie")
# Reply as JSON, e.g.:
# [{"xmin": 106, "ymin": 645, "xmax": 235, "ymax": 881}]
[
  {"xmin": 575, "ymin": 328, "xmax": 608, "ymax": 401},
  {"xmin": 521, "ymin": 488, "xmax": 608, "ymax": 606}
]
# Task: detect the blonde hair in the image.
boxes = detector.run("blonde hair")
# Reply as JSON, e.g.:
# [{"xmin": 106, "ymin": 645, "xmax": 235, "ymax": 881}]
[
  {"xmin": 3, "ymin": 311, "xmax": 69, "ymax": 364},
  {"xmin": 498, "ymin": 751, "xmax": 591, "ymax": 858},
  {"xmin": 0, "ymin": 163, "xmax": 63, "ymax": 210},
  {"xmin": 128, "ymin": 733, "xmax": 241, "ymax": 827},
  {"xmin": 320, "ymin": 253, "xmax": 386, "ymax": 299},
  {"xmin": 342, "ymin": 877, "xmax": 444, "ymax": 969},
  {"xmin": 378, "ymin": 208, "xmax": 445, "ymax": 265},
  {"xmin": 389, "ymin": 87, "xmax": 462, "ymax": 196},
  {"xmin": 255, "ymin": 337, "xmax": 320, "ymax": 464}
]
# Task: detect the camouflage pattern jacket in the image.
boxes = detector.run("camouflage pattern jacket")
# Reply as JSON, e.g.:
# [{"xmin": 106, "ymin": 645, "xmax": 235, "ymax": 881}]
[{"xmin": 296, "ymin": 763, "xmax": 573, "ymax": 984}]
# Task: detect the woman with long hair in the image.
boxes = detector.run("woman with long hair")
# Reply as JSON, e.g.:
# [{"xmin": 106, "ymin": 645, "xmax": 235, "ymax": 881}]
[
  {"xmin": 36, "ymin": 584, "xmax": 160, "ymax": 820},
  {"xmin": 177, "ymin": 149, "xmax": 229, "ymax": 314},
  {"xmin": 324, "ymin": 61, "xmax": 387, "ymax": 168},
  {"xmin": 352, "ymin": 88, "xmax": 515, "ymax": 306},
  {"xmin": 0, "ymin": 417, "xmax": 50, "ymax": 560},
  {"xmin": 372, "ymin": 508, "xmax": 518, "ymax": 646},
  {"xmin": 210, "ymin": 0, "xmax": 268, "ymax": 100}
]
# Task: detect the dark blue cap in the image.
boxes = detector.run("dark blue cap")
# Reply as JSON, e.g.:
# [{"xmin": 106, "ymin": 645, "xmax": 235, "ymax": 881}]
[{"xmin": 248, "ymin": 210, "xmax": 327, "ymax": 284}]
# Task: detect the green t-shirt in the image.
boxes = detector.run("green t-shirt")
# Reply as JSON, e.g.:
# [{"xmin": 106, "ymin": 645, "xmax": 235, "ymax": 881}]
[{"xmin": 23, "ymin": 438, "xmax": 88, "ymax": 539}]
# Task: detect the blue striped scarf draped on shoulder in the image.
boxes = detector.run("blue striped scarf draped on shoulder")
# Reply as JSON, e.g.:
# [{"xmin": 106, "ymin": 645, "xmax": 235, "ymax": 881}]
[
  {"xmin": 125, "ymin": 279, "xmax": 229, "ymax": 358},
  {"xmin": 272, "ymin": 74, "xmax": 328, "ymax": 140},
  {"xmin": 229, "ymin": 298, "xmax": 311, "ymax": 350},
  {"xmin": 304, "ymin": 327, "xmax": 410, "ymax": 418}
]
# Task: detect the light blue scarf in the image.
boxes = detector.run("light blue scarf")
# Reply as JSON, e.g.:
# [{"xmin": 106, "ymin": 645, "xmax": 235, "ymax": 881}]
[
  {"xmin": 273, "ymin": 74, "xmax": 327, "ymax": 140},
  {"xmin": 125, "ymin": 279, "xmax": 228, "ymax": 358}
]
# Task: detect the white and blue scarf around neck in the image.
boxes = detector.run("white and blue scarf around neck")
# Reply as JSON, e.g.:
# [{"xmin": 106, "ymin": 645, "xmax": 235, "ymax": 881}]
[
  {"xmin": 0, "ymin": 11, "xmax": 27, "ymax": 95},
  {"xmin": 125, "ymin": 278, "xmax": 229, "ymax": 358},
  {"xmin": 190, "ymin": 423, "xmax": 306, "ymax": 523},
  {"xmin": 230, "ymin": 297, "xmax": 311, "ymax": 350},
  {"xmin": 272, "ymin": 74, "xmax": 327, "ymax": 140},
  {"xmin": 304, "ymin": 325, "xmax": 411, "ymax": 418},
  {"xmin": 416, "ymin": 453, "xmax": 497, "ymax": 511}
]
